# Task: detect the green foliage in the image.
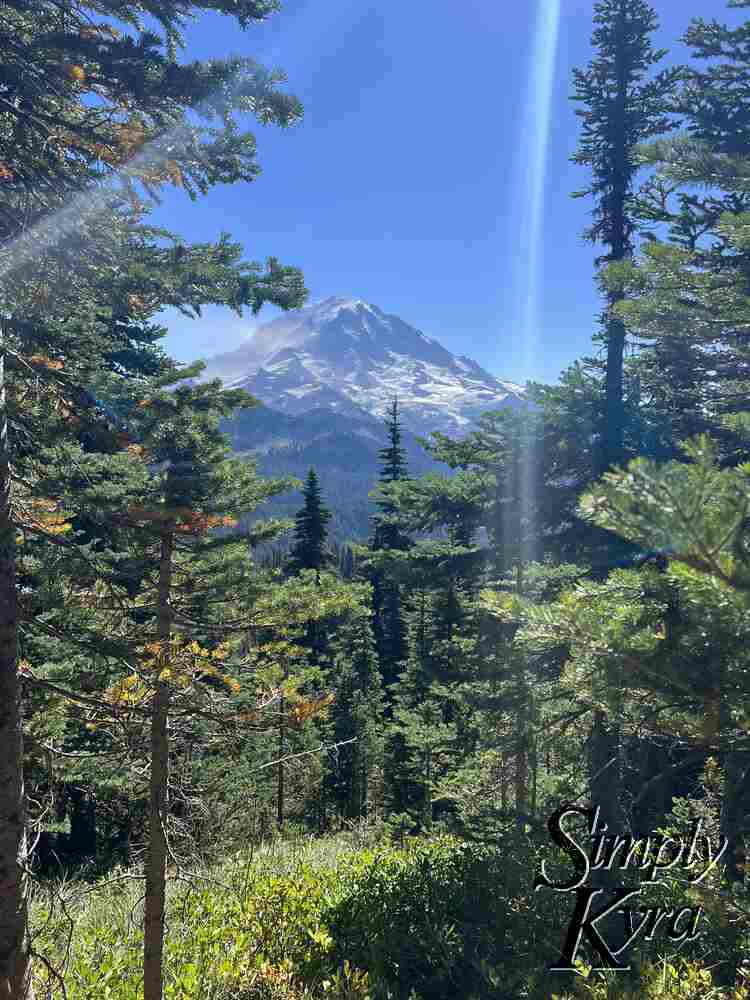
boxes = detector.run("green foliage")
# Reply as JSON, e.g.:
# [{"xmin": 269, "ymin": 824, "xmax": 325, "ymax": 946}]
[
  {"xmin": 32, "ymin": 835, "xmax": 560, "ymax": 1000},
  {"xmin": 581, "ymin": 435, "xmax": 750, "ymax": 593},
  {"xmin": 289, "ymin": 469, "xmax": 332, "ymax": 576},
  {"xmin": 324, "ymin": 614, "xmax": 384, "ymax": 822},
  {"xmin": 325, "ymin": 837, "xmax": 529, "ymax": 1000},
  {"xmin": 551, "ymin": 960, "xmax": 748, "ymax": 1000},
  {"xmin": 571, "ymin": 0, "xmax": 680, "ymax": 256}
]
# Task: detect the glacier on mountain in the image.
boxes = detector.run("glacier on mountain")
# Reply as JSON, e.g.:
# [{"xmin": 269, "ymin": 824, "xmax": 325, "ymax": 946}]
[{"xmin": 200, "ymin": 296, "xmax": 525, "ymax": 437}]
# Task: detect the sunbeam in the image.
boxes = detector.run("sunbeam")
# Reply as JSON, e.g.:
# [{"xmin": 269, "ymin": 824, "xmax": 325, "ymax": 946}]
[
  {"xmin": 514, "ymin": 0, "xmax": 562, "ymax": 371},
  {"xmin": 509, "ymin": 0, "xmax": 561, "ymax": 566},
  {"xmin": 0, "ymin": 0, "xmax": 361, "ymax": 299}
]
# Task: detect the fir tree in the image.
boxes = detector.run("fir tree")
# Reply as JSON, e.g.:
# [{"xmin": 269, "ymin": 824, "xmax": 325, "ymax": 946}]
[
  {"xmin": 611, "ymin": 3, "xmax": 750, "ymax": 467},
  {"xmin": 371, "ymin": 397, "xmax": 411, "ymax": 552},
  {"xmin": 288, "ymin": 468, "xmax": 332, "ymax": 578},
  {"xmin": 369, "ymin": 398, "xmax": 411, "ymax": 691},
  {"xmin": 325, "ymin": 614, "xmax": 384, "ymax": 822},
  {"xmin": 0, "ymin": 2, "xmax": 306, "ymax": 989},
  {"xmin": 569, "ymin": 3, "xmax": 680, "ymax": 846},
  {"xmin": 572, "ymin": 0, "xmax": 680, "ymax": 474},
  {"xmin": 379, "ymin": 397, "xmax": 408, "ymax": 482}
]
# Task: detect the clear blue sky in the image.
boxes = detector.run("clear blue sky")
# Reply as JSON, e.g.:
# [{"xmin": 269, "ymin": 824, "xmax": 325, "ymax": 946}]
[{"xmin": 155, "ymin": 0, "xmax": 736, "ymax": 385}]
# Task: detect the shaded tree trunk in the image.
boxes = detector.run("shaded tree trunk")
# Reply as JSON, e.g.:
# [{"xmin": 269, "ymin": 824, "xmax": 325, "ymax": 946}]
[
  {"xmin": 277, "ymin": 690, "xmax": 285, "ymax": 831},
  {"xmin": 144, "ymin": 527, "xmax": 173, "ymax": 1000},
  {"xmin": 587, "ymin": 710, "xmax": 623, "ymax": 836},
  {"xmin": 0, "ymin": 327, "xmax": 34, "ymax": 1000},
  {"xmin": 67, "ymin": 787, "xmax": 97, "ymax": 858},
  {"xmin": 598, "ymin": 6, "xmax": 629, "ymax": 477},
  {"xmin": 601, "ymin": 312, "xmax": 627, "ymax": 474}
]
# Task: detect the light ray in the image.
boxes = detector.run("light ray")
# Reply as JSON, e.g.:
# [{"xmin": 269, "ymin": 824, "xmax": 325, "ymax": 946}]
[
  {"xmin": 0, "ymin": 0, "xmax": 359, "ymax": 296},
  {"xmin": 514, "ymin": 0, "xmax": 562, "ymax": 372},
  {"xmin": 505, "ymin": 0, "xmax": 562, "ymax": 566}
]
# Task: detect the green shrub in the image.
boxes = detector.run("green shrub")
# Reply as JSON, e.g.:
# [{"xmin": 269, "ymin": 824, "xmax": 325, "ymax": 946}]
[
  {"xmin": 321, "ymin": 836, "xmax": 530, "ymax": 1000},
  {"xmin": 32, "ymin": 839, "xmax": 372, "ymax": 1000},
  {"xmin": 549, "ymin": 958, "xmax": 749, "ymax": 1000}
]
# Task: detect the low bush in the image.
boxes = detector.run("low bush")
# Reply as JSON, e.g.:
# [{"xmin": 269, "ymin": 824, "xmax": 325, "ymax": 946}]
[
  {"xmin": 31, "ymin": 833, "xmax": 744, "ymax": 1000},
  {"xmin": 321, "ymin": 836, "xmax": 542, "ymax": 999}
]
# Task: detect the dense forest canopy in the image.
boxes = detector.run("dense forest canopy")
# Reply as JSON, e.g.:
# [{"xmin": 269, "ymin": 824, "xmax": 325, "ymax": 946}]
[{"xmin": 3, "ymin": 1, "xmax": 750, "ymax": 998}]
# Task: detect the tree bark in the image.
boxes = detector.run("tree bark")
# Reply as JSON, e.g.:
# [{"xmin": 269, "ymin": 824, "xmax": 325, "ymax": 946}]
[
  {"xmin": 143, "ymin": 527, "xmax": 173, "ymax": 1000},
  {"xmin": 587, "ymin": 710, "xmax": 623, "ymax": 837},
  {"xmin": 601, "ymin": 312, "xmax": 627, "ymax": 474},
  {"xmin": 0, "ymin": 326, "xmax": 34, "ymax": 1000},
  {"xmin": 598, "ymin": 5, "xmax": 629, "ymax": 477},
  {"xmin": 513, "ymin": 562, "xmax": 528, "ymax": 817},
  {"xmin": 277, "ymin": 688, "xmax": 285, "ymax": 831}
]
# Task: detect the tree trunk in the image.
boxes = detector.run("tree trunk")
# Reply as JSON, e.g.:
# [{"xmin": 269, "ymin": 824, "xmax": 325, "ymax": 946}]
[
  {"xmin": 67, "ymin": 786, "xmax": 97, "ymax": 858},
  {"xmin": 0, "ymin": 326, "xmax": 34, "ymax": 1000},
  {"xmin": 277, "ymin": 691, "xmax": 285, "ymax": 831},
  {"xmin": 600, "ymin": 312, "xmax": 627, "ymax": 474},
  {"xmin": 143, "ymin": 528, "xmax": 173, "ymax": 1000},
  {"xmin": 720, "ymin": 750, "xmax": 749, "ymax": 887},
  {"xmin": 598, "ymin": 6, "xmax": 629, "ymax": 477},
  {"xmin": 513, "ymin": 562, "xmax": 528, "ymax": 817},
  {"xmin": 587, "ymin": 710, "xmax": 623, "ymax": 835}
]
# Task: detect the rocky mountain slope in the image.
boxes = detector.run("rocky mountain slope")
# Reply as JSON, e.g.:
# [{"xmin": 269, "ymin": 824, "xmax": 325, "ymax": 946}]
[
  {"xmin": 204, "ymin": 297, "xmax": 525, "ymax": 438},
  {"xmin": 203, "ymin": 298, "xmax": 525, "ymax": 542}
]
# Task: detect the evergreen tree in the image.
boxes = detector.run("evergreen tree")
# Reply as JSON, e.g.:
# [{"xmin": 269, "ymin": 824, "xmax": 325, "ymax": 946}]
[
  {"xmin": 40, "ymin": 371, "xmax": 294, "ymax": 999},
  {"xmin": 580, "ymin": 434, "xmax": 750, "ymax": 977},
  {"xmin": 379, "ymin": 398, "xmax": 408, "ymax": 482},
  {"xmin": 325, "ymin": 613, "xmax": 384, "ymax": 822},
  {"xmin": 369, "ymin": 398, "xmax": 411, "ymax": 691},
  {"xmin": 0, "ymin": 1, "xmax": 306, "ymax": 990},
  {"xmin": 569, "ymin": 3, "xmax": 680, "ymax": 845},
  {"xmin": 288, "ymin": 468, "xmax": 332, "ymax": 578},
  {"xmin": 572, "ymin": 0, "xmax": 680, "ymax": 474},
  {"xmin": 371, "ymin": 397, "xmax": 411, "ymax": 552},
  {"xmin": 610, "ymin": 2, "xmax": 750, "ymax": 467}
]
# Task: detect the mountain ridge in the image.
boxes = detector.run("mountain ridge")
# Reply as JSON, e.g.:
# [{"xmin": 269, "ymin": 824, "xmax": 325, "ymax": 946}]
[
  {"xmin": 205, "ymin": 297, "xmax": 525, "ymax": 542},
  {"xmin": 202, "ymin": 297, "xmax": 525, "ymax": 438}
]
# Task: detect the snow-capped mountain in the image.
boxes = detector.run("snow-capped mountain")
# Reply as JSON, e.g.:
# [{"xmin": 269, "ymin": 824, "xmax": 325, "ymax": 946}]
[{"xmin": 201, "ymin": 297, "xmax": 525, "ymax": 437}]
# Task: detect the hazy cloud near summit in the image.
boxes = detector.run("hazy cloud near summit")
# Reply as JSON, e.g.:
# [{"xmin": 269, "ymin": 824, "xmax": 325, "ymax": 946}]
[{"xmin": 159, "ymin": 304, "xmax": 282, "ymax": 366}]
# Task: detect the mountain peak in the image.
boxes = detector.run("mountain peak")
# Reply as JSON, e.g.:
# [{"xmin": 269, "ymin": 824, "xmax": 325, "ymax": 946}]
[
  {"xmin": 309, "ymin": 296, "xmax": 375, "ymax": 317},
  {"xmin": 202, "ymin": 298, "xmax": 525, "ymax": 436}
]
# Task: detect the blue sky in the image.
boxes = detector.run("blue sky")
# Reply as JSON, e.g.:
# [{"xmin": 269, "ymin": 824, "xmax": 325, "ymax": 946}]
[{"xmin": 155, "ymin": 0, "xmax": 735, "ymax": 385}]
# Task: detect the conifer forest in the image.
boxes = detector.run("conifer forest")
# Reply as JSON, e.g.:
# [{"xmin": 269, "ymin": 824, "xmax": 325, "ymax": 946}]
[{"xmin": 4, "ymin": 0, "xmax": 750, "ymax": 997}]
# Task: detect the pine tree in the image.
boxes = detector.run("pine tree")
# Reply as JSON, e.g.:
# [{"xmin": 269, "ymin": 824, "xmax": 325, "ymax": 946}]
[
  {"xmin": 288, "ymin": 468, "xmax": 332, "ymax": 578},
  {"xmin": 387, "ymin": 649, "xmax": 457, "ymax": 829},
  {"xmin": 570, "ymin": 4, "xmax": 680, "ymax": 845},
  {"xmin": 379, "ymin": 398, "xmax": 408, "ymax": 482},
  {"xmin": 572, "ymin": 0, "xmax": 680, "ymax": 474},
  {"xmin": 369, "ymin": 399, "xmax": 411, "ymax": 691},
  {"xmin": 0, "ymin": 2, "xmax": 306, "ymax": 990},
  {"xmin": 35, "ymin": 370, "xmax": 368, "ymax": 995},
  {"xmin": 371, "ymin": 397, "xmax": 411, "ymax": 552},
  {"xmin": 44, "ymin": 373, "xmax": 290, "ymax": 999},
  {"xmin": 325, "ymin": 614, "xmax": 384, "ymax": 822},
  {"xmin": 610, "ymin": 3, "xmax": 750, "ymax": 467},
  {"xmin": 581, "ymin": 435, "xmax": 750, "ymax": 915},
  {"xmin": 681, "ymin": 3, "xmax": 750, "ymax": 159}
]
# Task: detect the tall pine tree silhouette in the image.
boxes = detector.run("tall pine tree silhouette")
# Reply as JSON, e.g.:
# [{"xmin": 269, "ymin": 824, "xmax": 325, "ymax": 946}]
[
  {"xmin": 370, "ymin": 399, "xmax": 410, "ymax": 690},
  {"xmin": 372, "ymin": 398, "xmax": 411, "ymax": 552},
  {"xmin": 572, "ymin": 0, "xmax": 680, "ymax": 475},
  {"xmin": 289, "ymin": 468, "xmax": 332, "ymax": 580},
  {"xmin": 572, "ymin": 0, "xmax": 680, "ymax": 857}
]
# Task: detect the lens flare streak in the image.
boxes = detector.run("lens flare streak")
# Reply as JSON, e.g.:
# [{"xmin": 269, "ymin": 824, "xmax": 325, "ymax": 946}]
[{"xmin": 509, "ymin": 0, "xmax": 561, "ymax": 564}]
